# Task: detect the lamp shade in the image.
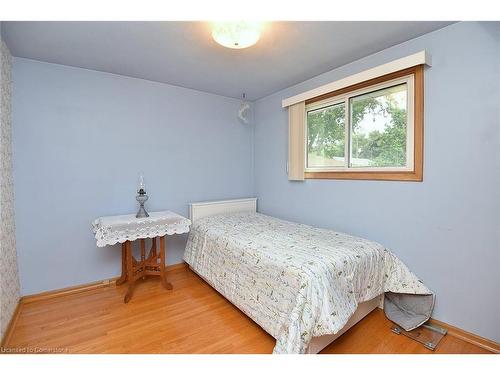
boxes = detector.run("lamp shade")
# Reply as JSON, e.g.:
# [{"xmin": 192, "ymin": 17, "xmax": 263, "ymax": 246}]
[{"xmin": 212, "ymin": 22, "xmax": 262, "ymax": 49}]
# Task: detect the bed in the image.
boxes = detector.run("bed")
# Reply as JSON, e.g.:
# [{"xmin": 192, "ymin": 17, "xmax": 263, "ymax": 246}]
[{"xmin": 183, "ymin": 198, "xmax": 434, "ymax": 354}]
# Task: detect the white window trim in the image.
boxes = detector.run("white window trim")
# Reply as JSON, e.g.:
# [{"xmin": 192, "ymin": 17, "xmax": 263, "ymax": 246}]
[
  {"xmin": 282, "ymin": 50, "xmax": 431, "ymax": 108},
  {"xmin": 304, "ymin": 74, "xmax": 415, "ymax": 173}
]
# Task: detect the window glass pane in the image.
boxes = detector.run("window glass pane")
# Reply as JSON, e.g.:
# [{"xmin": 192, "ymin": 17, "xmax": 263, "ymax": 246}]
[
  {"xmin": 307, "ymin": 103, "xmax": 345, "ymax": 168},
  {"xmin": 349, "ymin": 83, "xmax": 407, "ymax": 168}
]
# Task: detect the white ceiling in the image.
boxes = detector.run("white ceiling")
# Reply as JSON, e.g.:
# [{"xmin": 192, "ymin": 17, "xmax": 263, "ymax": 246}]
[{"xmin": 2, "ymin": 21, "xmax": 453, "ymax": 100}]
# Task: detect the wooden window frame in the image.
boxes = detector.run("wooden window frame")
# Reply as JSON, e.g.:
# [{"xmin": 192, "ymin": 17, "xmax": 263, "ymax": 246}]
[{"xmin": 304, "ymin": 65, "xmax": 423, "ymax": 182}]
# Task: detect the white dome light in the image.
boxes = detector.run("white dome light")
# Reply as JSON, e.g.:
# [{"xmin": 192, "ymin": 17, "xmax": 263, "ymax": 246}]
[{"xmin": 212, "ymin": 22, "xmax": 263, "ymax": 49}]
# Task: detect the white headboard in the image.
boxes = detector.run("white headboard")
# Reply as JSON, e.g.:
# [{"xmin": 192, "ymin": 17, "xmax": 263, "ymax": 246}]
[{"xmin": 189, "ymin": 198, "xmax": 257, "ymax": 223}]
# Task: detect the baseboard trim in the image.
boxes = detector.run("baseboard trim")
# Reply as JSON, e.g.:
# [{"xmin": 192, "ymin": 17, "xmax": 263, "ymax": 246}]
[
  {"xmin": 21, "ymin": 262, "xmax": 188, "ymax": 305},
  {"xmin": 428, "ymin": 318, "xmax": 500, "ymax": 354},
  {"xmin": 0, "ymin": 299, "xmax": 23, "ymax": 348},
  {"xmin": 165, "ymin": 262, "xmax": 189, "ymax": 272},
  {"xmin": 22, "ymin": 277, "xmax": 119, "ymax": 304}
]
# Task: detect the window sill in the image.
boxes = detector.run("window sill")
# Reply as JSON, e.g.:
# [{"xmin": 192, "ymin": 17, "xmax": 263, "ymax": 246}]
[{"xmin": 304, "ymin": 170, "xmax": 422, "ymax": 182}]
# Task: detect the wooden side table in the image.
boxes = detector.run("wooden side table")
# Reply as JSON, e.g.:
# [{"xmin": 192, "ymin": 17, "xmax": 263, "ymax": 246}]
[
  {"xmin": 92, "ymin": 211, "xmax": 191, "ymax": 303},
  {"xmin": 117, "ymin": 236, "xmax": 172, "ymax": 303}
]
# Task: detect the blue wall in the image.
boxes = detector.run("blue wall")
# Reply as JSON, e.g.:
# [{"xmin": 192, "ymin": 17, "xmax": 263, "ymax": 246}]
[
  {"xmin": 253, "ymin": 22, "xmax": 500, "ymax": 341},
  {"xmin": 12, "ymin": 59, "xmax": 254, "ymax": 295}
]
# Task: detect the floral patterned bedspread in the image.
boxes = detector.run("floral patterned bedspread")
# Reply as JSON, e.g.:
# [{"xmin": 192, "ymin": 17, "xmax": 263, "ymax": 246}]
[{"xmin": 183, "ymin": 212, "xmax": 433, "ymax": 354}]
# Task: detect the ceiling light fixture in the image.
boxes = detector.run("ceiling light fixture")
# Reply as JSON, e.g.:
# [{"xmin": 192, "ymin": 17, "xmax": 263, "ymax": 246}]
[{"xmin": 211, "ymin": 22, "xmax": 263, "ymax": 49}]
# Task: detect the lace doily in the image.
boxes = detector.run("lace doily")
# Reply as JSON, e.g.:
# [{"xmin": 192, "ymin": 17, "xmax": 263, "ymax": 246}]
[{"xmin": 92, "ymin": 211, "xmax": 191, "ymax": 247}]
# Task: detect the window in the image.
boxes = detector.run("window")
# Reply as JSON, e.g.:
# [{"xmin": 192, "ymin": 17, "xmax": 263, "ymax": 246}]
[{"xmin": 303, "ymin": 66, "xmax": 423, "ymax": 181}]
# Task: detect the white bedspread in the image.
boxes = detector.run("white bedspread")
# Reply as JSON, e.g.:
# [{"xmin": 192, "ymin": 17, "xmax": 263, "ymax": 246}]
[{"xmin": 183, "ymin": 212, "xmax": 432, "ymax": 354}]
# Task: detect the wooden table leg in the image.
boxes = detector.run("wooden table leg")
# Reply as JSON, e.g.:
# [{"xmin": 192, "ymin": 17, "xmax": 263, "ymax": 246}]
[
  {"xmin": 116, "ymin": 243, "xmax": 127, "ymax": 286},
  {"xmin": 159, "ymin": 236, "xmax": 173, "ymax": 290},
  {"xmin": 151, "ymin": 238, "xmax": 157, "ymax": 258},
  {"xmin": 124, "ymin": 240, "xmax": 136, "ymax": 303},
  {"xmin": 140, "ymin": 239, "xmax": 146, "ymax": 280}
]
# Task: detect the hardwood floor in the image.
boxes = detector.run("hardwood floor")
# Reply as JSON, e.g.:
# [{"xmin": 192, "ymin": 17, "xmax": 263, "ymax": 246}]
[{"xmin": 3, "ymin": 266, "xmax": 492, "ymax": 354}]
